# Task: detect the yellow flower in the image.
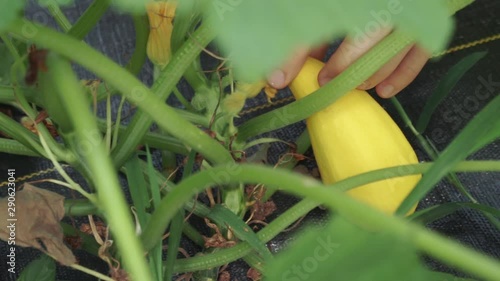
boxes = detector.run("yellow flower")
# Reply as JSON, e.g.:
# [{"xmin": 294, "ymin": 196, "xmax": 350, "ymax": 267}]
[
  {"xmin": 146, "ymin": 1, "xmax": 177, "ymax": 67},
  {"xmin": 237, "ymin": 80, "xmax": 278, "ymax": 103}
]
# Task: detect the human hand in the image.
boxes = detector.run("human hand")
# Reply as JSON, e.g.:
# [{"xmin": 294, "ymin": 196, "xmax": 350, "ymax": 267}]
[{"xmin": 267, "ymin": 29, "xmax": 429, "ymax": 98}]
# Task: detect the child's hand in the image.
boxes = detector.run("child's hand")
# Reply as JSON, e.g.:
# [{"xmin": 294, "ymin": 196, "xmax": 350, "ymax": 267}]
[{"xmin": 267, "ymin": 29, "xmax": 429, "ymax": 98}]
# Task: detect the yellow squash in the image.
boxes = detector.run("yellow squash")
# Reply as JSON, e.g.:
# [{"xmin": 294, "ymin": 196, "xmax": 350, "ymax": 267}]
[{"xmin": 289, "ymin": 57, "xmax": 421, "ymax": 214}]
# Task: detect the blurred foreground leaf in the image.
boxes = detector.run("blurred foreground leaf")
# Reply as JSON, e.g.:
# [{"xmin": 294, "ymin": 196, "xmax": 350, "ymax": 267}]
[
  {"xmin": 205, "ymin": 0, "xmax": 470, "ymax": 80},
  {"xmin": 264, "ymin": 217, "xmax": 467, "ymax": 281}
]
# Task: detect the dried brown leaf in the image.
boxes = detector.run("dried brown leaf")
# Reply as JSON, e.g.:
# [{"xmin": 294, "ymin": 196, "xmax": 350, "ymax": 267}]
[
  {"xmin": 0, "ymin": 183, "xmax": 76, "ymax": 265},
  {"xmin": 218, "ymin": 271, "xmax": 230, "ymax": 281},
  {"xmin": 247, "ymin": 268, "xmax": 262, "ymax": 281}
]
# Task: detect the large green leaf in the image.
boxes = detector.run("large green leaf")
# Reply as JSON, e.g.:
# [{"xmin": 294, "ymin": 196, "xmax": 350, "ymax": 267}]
[
  {"xmin": 17, "ymin": 254, "xmax": 56, "ymax": 281},
  {"xmin": 205, "ymin": 0, "xmax": 466, "ymax": 80},
  {"xmin": 397, "ymin": 95, "xmax": 500, "ymax": 215},
  {"xmin": 0, "ymin": 0, "xmax": 25, "ymax": 33},
  {"xmin": 265, "ymin": 217, "xmax": 436, "ymax": 281}
]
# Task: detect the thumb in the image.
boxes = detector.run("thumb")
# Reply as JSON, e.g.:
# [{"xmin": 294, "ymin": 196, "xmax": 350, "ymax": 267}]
[{"xmin": 267, "ymin": 48, "xmax": 309, "ymax": 89}]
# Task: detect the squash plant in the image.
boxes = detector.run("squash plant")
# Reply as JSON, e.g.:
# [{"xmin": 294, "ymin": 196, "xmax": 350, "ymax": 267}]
[{"xmin": 0, "ymin": 0, "xmax": 499, "ymax": 280}]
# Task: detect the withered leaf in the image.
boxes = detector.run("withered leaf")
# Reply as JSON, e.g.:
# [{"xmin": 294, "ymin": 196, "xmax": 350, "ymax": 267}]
[{"xmin": 0, "ymin": 183, "xmax": 76, "ymax": 265}]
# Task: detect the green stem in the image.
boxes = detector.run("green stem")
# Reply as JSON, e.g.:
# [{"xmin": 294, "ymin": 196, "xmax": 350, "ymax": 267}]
[
  {"xmin": 46, "ymin": 3, "xmax": 72, "ymax": 32},
  {"xmin": 110, "ymin": 23, "xmax": 220, "ymax": 167},
  {"xmin": 237, "ymin": 31, "xmax": 413, "ymax": 140},
  {"xmin": 0, "ymin": 34, "xmax": 26, "ymax": 74},
  {"xmin": 0, "ymin": 138, "xmax": 41, "ymax": 157},
  {"xmin": 7, "ymin": 19, "xmax": 232, "ymax": 167},
  {"xmin": 9, "ymin": 53, "xmax": 74, "ymax": 163},
  {"xmin": 111, "ymin": 96, "xmax": 127, "ymax": 150},
  {"xmin": 0, "ymin": 111, "xmax": 47, "ymax": 157},
  {"xmin": 70, "ymin": 264, "xmax": 115, "ymax": 281},
  {"xmin": 391, "ymin": 97, "xmax": 476, "ymax": 200},
  {"xmin": 42, "ymin": 53, "xmax": 152, "ymax": 281},
  {"xmin": 64, "ymin": 199, "xmax": 100, "ymax": 217},
  {"xmin": 390, "ymin": 97, "xmax": 500, "ymax": 229},
  {"xmin": 0, "ymin": 85, "xmax": 39, "ymax": 105},
  {"xmin": 143, "ymin": 162, "xmax": 500, "ymax": 281},
  {"xmin": 172, "ymin": 86, "xmax": 196, "ymax": 111},
  {"xmin": 67, "ymin": 0, "xmax": 111, "ymax": 40},
  {"xmin": 96, "ymin": 119, "xmax": 188, "ymax": 155},
  {"xmin": 263, "ymin": 129, "xmax": 311, "ymax": 201},
  {"xmin": 125, "ymin": 15, "xmax": 149, "ymax": 75}
]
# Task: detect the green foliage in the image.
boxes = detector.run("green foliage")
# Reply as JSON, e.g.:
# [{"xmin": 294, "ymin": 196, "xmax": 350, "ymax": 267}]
[
  {"xmin": 17, "ymin": 254, "xmax": 56, "ymax": 281},
  {"xmin": 205, "ymin": 0, "xmax": 460, "ymax": 80},
  {"xmin": 397, "ymin": 94, "xmax": 500, "ymax": 215},
  {"xmin": 416, "ymin": 51, "xmax": 487, "ymax": 133},
  {"xmin": 1, "ymin": 1, "xmax": 499, "ymax": 281},
  {"xmin": 38, "ymin": 0, "xmax": 74, "ymax": 7},
  {"xmin": 0, "ymin": 0, "xmax": 25, "ymax": 33},
  {"xmin": 110, "ymin": 0, "xmax": 148, "ymax": 14},
  {"xmin": 265, "ymin": 217, "xmax": 459, "ymax": 281},
  {"xmin": 0, "ymin": 43, "xmax": 14, "ymax": 85},
  {"xmin": 409, "ymin": 202, "xmax": 500, "ymax": 225}
]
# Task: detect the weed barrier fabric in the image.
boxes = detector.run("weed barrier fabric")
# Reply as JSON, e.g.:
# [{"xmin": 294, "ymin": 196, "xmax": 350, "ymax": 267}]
[{"xmin": 0, "ymin": 0, "xmax": 499, "ymax": 280}]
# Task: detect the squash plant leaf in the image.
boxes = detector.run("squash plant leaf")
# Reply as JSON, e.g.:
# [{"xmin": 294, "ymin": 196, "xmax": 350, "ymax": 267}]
[
  {"xmin": 0, "ymin": 43, "xmax": 15, "ymax": 85},
  {"xmin": 396, "ymin": 94, "xmax": 500, "ymax": 215},
  {"xmin": 17, "ymin": 254, "xmax": 56, "ymax": 281},
  {"xmin": 416, "ymin": 51, "xmax": 487, "ymax": 133},
  {"xmin": 265, "ymin": 216, "xmax": 437, "ymax": 281},
  {"xmin": 205, "ymin": 0, "xmax": 470, "ymax": 80},
  {"xmin": 409, "ymin": 202, "xmax": 500, "ymax": 225},
  {"xmin": 110, "ymin": 0, "xmax": 148, "ymax": 14},
  {"xmin": 0, "ymin": 0, "xmax": 25, "ymax": 33}
]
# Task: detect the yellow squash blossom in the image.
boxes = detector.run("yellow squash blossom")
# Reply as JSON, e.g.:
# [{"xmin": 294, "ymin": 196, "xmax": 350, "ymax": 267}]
[{"xmin": 146, "ymin": 1, "xmax": 177, "ymax": 67}]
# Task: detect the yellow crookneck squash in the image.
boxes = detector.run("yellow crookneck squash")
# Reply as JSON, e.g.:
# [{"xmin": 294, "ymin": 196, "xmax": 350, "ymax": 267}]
[{"xmin": 289, "ymin": 57, "xmax": 421, "ymax": 215}]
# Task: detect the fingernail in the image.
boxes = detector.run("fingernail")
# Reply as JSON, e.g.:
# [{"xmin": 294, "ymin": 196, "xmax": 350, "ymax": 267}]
[
  {"xmin": 358, "ymin": 81, "xmax": 370, "ymax": 90},
  {"xmin": 318, "ymin": 75, "xmax": 331, "ymax": 86},
  {"xmin": 267, "ymin": 70, "xmax": 285, "ymax": 88},
  {"xmin": 379, "ymin": 84, "xmax": 395, "ymax": 98}
]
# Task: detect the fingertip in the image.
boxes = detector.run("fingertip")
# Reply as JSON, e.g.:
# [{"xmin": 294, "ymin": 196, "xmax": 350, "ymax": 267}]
[
  {"xmin": 356, "ymin": 81, "xmax": 371, "ymax": 90},
  {"xmin": 267, "ymin": 69, "xmax": 286, "ymax": 89},
  {"xmin": 318, "ymin": 65, "xmax": 336, "ymax": 86},
  {"xmin": 376, "ymin": 83, "xmax": 396, "ymax": 98},
  {"xmin": 268, "ymin": 48, "xmax": 309, "ymax": 89}
]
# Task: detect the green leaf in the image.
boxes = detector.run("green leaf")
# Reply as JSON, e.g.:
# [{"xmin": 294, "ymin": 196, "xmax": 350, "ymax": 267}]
[
  {"xmin": 396, "ymin": 95, "xmax": 500, "ymax": 215},
  {"xmin": 0, "ymin": 0, "xmax": 25, "ymax": 33},
  {"xmin": 38, "ymin": 0, "xmax": 74, "ymax": 7},
  {"xmin": 409, "ymin": 202, "xmax": 500, "ymax": 225},
  {"xmin": 17, "ymin": 254, "xmax": 56, "ymax": 281},
  {"xmin": 209, "ymin": 205, "xmax": 273, "ymax": 261},
  {"xmin": 0, "ymin": 44, "xmax": 14, "ymax": 85},
  {"xmin": 206, "ymin": 0, "xmax": 458, "ymax": 80},
  {"xmin": 470, "ymin": 127, "xmax": 500, "ymax": 155},
  {"xmin": 110, "ymin": 0, "xmax": 147, "ymax": 14},
  {"xmin": 124, "ymin": 155, "xmax": 150, "ymax": 228},
  {"xmin": 265, "ymin": 217, "xmax": 430, "ymax": 281},
  {"xmin": 416, "ymin": 51, "xmax": 487, "ymax": 133},
  {"xmin": 427, "ymin": 272, "xmax": 477, "ymax": 281}
]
